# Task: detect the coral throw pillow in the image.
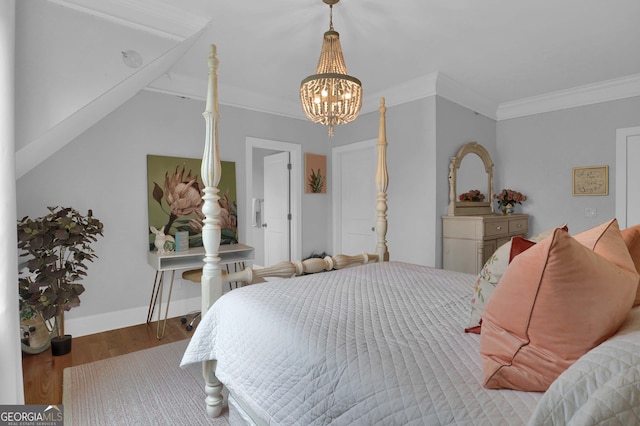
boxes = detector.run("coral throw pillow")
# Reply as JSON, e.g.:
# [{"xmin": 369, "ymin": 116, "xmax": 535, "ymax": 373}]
[
  {"xmin": 621, "ymin": 224, "xmax": 640, "ymax": 305},
  {"xmin": 480, "ymin": 219, "xmax": 638, "ymax": 391}
]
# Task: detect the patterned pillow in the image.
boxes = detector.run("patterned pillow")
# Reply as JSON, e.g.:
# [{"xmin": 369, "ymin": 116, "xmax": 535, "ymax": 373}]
[
  {"xmin": 465, "ymin": 241, "xmax": 512, "ymax": 334},
  {"xmin": 465, "ymin": 225, "xmax": 568, "ymax": 334}
]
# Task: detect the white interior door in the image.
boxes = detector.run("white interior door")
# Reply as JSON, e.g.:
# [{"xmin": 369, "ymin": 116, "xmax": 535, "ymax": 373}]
[
  {"xmin": 264, "ymin": 151, "xmax": 290, "ymax": 265},
  {"xmin": 616, "ymin": 126, "xmax": 640, "ymax": 228},
  {"xmin": 333, "ymin": 140, "xmax": 377, "ymax": 255}
]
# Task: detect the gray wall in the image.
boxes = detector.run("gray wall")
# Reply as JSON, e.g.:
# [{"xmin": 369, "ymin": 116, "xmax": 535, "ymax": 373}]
[
  {"xmin": 331, "ymin": 97, "xmax": 437, "ymax": 266},
  {"xmin": 497, "ymin": 96, "xmax": 640, "ymax": 235},
  {"xmin": 435, "ymin": 97, "xmax": 498, "ymax": 267},
  {"xmin": 16, "ymin": 85, "xmax": 640, "ymax": 335},
  {"xmin": 16, "ymin": 90, "xmax": 328, "ymax": 334}
]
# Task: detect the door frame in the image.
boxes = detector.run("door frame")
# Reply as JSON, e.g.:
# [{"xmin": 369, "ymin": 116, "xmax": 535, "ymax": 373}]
[
  {"xmin": 246, "ymin": 137, "xmax": 302, "ymax": 262},
  {"xmin": 616, "ymin": 126, "xmax": 640, "ymax": 228},
  {"xmin": 263, "ymin": 151, "xmax": 291, "ymax": 264},
  {"xmin": 332, "ymin": 139, "xmax": 377, "ymax": 254}
]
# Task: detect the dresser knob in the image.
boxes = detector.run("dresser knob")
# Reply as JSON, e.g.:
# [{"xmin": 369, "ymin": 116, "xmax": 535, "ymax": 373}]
[{"xmin": 496, "ymin": 226, "xmax": 502, "ymax": 230}]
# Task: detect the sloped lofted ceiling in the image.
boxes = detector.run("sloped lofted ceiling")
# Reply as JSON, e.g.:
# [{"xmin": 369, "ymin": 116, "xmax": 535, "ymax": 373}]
[{"xmin": 15, "ymin": 0, "xmax": 640, "ymax": 178}]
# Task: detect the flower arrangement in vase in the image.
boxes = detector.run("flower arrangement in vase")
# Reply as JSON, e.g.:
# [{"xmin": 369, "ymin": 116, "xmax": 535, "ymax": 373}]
[
  {"xmin": 494, "ymin": 189, "xmax": 526, "ymax": 215},
  {"xmin": 459, "ymin": 189, "xmax": 486, "ymax": 202}
]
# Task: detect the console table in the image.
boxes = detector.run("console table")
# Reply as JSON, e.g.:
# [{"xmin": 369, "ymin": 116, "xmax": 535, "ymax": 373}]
[{"xmin": 147, "ymin": 243, "xmax": 254, "ymax": 338}]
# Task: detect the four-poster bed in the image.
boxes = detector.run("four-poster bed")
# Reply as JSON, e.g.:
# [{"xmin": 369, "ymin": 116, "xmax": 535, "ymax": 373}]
[
  {"xmin": 192, "ymin": 43, "xmax": 391, "ymax": 420},
  {"xmin": 181, "ymin": 45, "xmax": 640, "ymax": 425}
]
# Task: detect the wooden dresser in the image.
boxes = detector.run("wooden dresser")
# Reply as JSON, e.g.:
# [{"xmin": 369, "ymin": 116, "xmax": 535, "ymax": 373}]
[{"xmin": 442, "ymin": 214, "xmax": 528, "ymax": 274}]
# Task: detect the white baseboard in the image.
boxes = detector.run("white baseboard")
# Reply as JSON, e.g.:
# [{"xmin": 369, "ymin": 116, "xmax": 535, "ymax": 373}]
[{"xmin": 64, "ymin": 296, "xmax": 201, "ymax": 337}]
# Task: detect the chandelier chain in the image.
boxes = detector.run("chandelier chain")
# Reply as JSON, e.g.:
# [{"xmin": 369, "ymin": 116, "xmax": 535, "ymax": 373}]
[{"xmin": 329, "ymin": 4, "xmax": 334, "ymax": 30}]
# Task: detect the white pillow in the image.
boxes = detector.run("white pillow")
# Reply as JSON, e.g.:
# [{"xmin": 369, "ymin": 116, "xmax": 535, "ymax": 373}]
[{"xmin": 527, "ymin": 306, "xmax": 640, "ymax": 425}]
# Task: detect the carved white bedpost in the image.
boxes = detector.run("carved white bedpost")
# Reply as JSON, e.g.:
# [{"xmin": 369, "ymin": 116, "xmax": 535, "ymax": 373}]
[
  {"xmin": 375, "ymin": 98, "xmax": 389, "ymax": 261},
  {"xmin": 200, "ymin": 44, "xmax": 223, "ymax": 418},
  {"xmin": 447, "ymin": 159, "xmax": 456, "ymax": 216}
]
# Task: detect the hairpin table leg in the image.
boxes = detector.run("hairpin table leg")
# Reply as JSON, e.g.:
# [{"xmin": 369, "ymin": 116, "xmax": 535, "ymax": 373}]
[
  {"xmin": 146, "ymin": 271, "xmax": 163, "ymax": 324},
  {"xmin": 154, "ymin": 270, "xmax": 175, "ymax": 339}
]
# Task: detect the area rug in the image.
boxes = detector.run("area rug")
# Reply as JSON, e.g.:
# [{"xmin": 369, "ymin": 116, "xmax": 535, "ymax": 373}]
[{"xmin": 63, "ymin": 339, "xmax": 229, "ymax": 425}]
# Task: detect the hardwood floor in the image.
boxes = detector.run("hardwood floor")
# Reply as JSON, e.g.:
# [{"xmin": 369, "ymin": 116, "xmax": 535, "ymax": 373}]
[{"xmin": 22, "ymin": 317, "xmax": 194, "ymax": 405}]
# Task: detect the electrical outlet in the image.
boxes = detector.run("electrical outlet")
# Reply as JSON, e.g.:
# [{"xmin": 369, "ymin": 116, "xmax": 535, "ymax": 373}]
[{"xmin": 584, "ymin": 207, "xmax": 597, "ymax": 218}]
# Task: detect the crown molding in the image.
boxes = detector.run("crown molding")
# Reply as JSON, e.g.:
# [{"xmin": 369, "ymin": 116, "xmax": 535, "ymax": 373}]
[
  {"xmin": 47, "ymin": 0, "xmax": 210, "ymax": 40},
  {"xmin": 148, "ymin": 70, "xmax": 640, "ymax": 123},
  {"xmin": 497, "ymin": 73, "xmax": 640, "ymax": 121},
  {"xmin": 435, "ymin": 73, "xmax": 499, "ymax": 120},
  {"xmin": 147, "ymin": 72, "xmax": 442, "ymax": 119},
  {"xmin": 158, "ymin": 71, "xmax": 497, "ymax": 121},
  {"xmin": 361, "ymin": 73, "xmax": 438, "ymax": 114},
  {"xmin": 146, "ymin": 73, "xmax": 305, "ymax": 120},
  {"xmin": 362, "ymin": 72, "xmax": 499, "ymax": 120}
]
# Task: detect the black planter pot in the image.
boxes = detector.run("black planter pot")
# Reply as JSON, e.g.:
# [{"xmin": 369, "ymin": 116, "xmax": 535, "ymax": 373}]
[{"xmin": 51, "ymin": 334, "xmax": 72, "ymax": 356}]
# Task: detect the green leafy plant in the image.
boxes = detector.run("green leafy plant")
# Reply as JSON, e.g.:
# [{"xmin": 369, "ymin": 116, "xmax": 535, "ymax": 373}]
[
  {"xmin": 308, "ymin": 168, "xmax": 324, "ymax": 193},
  {"xmin": 17, "ymin": 206, "xmax": 104, "ymax": 339}
]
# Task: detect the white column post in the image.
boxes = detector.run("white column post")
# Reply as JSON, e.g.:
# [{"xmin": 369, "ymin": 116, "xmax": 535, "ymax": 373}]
[{"xmin": 0, "ymin": 0, "xmax": 24, "ymax": 405}]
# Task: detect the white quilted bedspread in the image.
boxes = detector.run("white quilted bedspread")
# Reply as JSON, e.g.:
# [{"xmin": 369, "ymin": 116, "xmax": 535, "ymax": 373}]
[{"xmin": 181, "ymin": 261, "xmax": 542, "ymax": 425}]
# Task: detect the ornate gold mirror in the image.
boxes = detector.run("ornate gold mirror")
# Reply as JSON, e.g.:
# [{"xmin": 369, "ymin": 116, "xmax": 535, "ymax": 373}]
[{"xmin": 447, "ymin": 142, "xmax": 494, "ymax": 216}]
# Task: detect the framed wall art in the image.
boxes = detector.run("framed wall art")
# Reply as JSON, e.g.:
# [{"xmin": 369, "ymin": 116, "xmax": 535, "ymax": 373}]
[
  {"xmin": 146, "ymin": 154, "xmax": 237, "ymax": 249},
  {"xmin": 572, "ymin": 165, "xmax": 608, "ymax": 196},
  {"xmin": 305, "ymin": 153, "xmax": 327, "ymax": 194}
]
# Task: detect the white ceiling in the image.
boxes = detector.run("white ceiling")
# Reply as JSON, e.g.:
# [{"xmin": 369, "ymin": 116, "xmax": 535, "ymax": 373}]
[
  {"xmin": 42, "ymin": 0, "xmax": 640, "ymax": 120},
  {"xmin": 16, "ymin": 0, "xmax": 638, "ymax": 178}
]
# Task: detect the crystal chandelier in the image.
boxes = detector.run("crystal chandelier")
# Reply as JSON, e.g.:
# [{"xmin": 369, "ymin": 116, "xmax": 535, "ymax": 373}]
[{"xmin": 300, "ymin": 0, "xmax": 362, "ymax": 137}]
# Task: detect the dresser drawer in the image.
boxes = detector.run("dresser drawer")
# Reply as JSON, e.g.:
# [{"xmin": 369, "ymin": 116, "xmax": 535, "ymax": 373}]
[
  {"xmin": 509, "ymin": 218, "xmax": 528, "ymax": 234},
  {"xmin": 484, "ymin": 220, "xmax": 509, "ymax": 237}
]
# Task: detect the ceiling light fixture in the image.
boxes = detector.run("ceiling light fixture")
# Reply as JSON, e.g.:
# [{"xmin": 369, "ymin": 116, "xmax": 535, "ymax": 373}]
[
  {"xmin": 300, "ymin": 0, "xmax": 362, "ymax": 137},
  {"xmin": 122, "ymin": 50, "xmax": 142, "ymax": 69}
]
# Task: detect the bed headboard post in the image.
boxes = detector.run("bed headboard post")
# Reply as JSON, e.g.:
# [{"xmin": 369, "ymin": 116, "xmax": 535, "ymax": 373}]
[
  {"xmin": 200, "ymin": 44, "xmax": 224, "ymax": 418},
  {"xmin": 200, "ymin": 44, "xmax": 223, "ymax": 315},
  {"xmin": 375, "ymin": 98, "xmax": 389, "ymax": 261}
]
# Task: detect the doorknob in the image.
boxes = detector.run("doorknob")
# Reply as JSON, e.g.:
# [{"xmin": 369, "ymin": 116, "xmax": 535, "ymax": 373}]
[
  {"xmin": 371, "ymin": 227, "xmax": 375, "ymax": 231},
  {"xmin": 262, "ymin": 223, "xmax": 267, "ymax": 228}
]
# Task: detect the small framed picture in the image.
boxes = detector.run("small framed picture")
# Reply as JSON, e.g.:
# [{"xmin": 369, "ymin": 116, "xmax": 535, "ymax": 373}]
[
  {"xmin": 572, "ymin": 165, "xmax": 608, "ymax": 196},
  {"xmin": 305, "ymin": 153, "xmax": 327, "ymax": 194}
]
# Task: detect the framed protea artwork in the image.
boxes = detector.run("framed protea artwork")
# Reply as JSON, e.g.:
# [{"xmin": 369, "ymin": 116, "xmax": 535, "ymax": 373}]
[
  {"xmin": 146, "ymin": 154, "xmax": 238, "ymax": 250},
  {"xmin": 305, "ymin": 153, "xmax": 327, "ymax": 194}
]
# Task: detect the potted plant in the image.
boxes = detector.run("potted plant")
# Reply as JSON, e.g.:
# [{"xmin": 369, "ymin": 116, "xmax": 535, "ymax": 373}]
[{"xmin": 17, "ymin": 206, "xmax": 104, "ymax": 356}]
